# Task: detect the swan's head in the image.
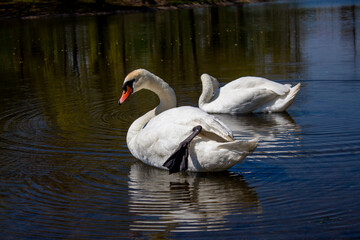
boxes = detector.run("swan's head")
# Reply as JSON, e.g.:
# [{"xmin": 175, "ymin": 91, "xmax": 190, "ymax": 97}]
[
  {"xmin": 119, "ymin": 69, "xmax": 154, "ymax": 105},
  {"xmin": 200, "ymin": 73, "xmax": 220, "ymax": 95},
  {"xmin": 200, "ymin": 73, "xmax": 220, "ymax": 91}
]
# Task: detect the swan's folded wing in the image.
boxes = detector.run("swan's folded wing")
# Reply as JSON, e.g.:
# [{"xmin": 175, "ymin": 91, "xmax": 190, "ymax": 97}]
[
  {"xmin": 174, "ymin": 106, "xmax": 235, "ymax": 142},
  {"xmin": 210, "ymin": 88, "xmax": 277, "ymax": 114},
  {"xmin": 199, "ymin": 115, "xmax": 234, "ymax": 142},
  {"xmin": 143, "ymin": 106, "xmax": 234, "ymax": 142},
  {"xmin": 223, "ymin": 76, "xmax": 291, "ymax": 96}
]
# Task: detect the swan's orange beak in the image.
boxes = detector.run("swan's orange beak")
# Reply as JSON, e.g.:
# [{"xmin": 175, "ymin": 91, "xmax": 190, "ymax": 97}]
[{"xmin": 119, "ymin": 85, "xmax": 133, "ymax": 105}]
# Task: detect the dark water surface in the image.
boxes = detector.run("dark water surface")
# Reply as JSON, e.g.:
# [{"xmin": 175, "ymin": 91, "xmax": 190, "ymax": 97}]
[{"xmin": 1, "ymin": 0, "xmax": 360, "ymax": 239}]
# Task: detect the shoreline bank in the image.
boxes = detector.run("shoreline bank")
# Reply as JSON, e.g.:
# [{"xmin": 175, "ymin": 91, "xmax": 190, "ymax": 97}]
[{"xmin": 0, "ymin": 0, "xmax": 260, "ymax": 20}]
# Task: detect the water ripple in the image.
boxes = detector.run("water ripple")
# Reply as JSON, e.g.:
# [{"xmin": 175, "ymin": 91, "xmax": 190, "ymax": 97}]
[
  {"xmin": 128, "ymin": 162, "xmax": 261, "ymax": 233},
  {"xmin": 0, "ymin": 95, "xmax": 133, "ymax": 238}
]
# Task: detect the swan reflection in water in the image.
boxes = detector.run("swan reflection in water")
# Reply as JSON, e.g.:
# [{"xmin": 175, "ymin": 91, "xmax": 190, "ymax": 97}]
[
  {"xmin": 128, "ymin": 162, "xmax": 261, "ymax": 232},
  {"xmin": 213, "ymin": 113, "xmax": 301, "ymax": 150}
]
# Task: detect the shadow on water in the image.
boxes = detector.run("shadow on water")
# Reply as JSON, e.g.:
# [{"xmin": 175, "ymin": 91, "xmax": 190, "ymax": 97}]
[{"xmin": 128, "ymin": 161, "xmax": 261, "ymax": 233}]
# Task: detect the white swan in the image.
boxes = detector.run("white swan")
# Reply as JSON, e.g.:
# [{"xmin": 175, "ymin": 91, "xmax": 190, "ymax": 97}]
[
  {"xmin": 199, "ymin": 74, "xmax": 301, "ymax": 114},
  {"xmin": 119, "ymin": 69, "xmax": 258, "ymax": 174}
]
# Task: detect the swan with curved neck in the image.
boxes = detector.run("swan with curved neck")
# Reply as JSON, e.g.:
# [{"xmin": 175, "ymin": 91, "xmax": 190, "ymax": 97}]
[
  {"xmin": 119, "ymin": 69, "xmax": 258, "ymax": 174},
  {"xmin": 199, "ymin": 73, "xmax": 301, "ymax": 114}
]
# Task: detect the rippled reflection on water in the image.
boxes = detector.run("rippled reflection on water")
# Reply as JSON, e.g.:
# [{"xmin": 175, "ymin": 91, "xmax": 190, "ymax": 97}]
[
  {"xmin": 1, "ymin": 0, "xmax": 360, "ymax": 239},
  {"xmin": 129, "ymin": 162, "xmax": 261, "ymax": 232}
]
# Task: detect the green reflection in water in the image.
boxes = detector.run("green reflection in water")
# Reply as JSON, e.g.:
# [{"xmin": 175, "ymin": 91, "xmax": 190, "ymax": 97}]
[
  {"xmin": 0, "ymin": 5, "xmax": 305, "ymax": 150},
  {"xmin": 1, "ymin": 3, "xmax": 358, "ymax": 141}
]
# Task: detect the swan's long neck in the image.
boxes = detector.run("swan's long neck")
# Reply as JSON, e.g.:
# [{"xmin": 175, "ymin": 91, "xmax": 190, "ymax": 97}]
[
  {"xmin": 150, "ymin": 75, "xmax": 177, "ymax": 115},
  {"xmin": 199, "ymin": 76, "xmax": 215, "ymax": 108},
  {"xmin": 127, "ymin": 73, "xmax": 177, "ymax": 145}
]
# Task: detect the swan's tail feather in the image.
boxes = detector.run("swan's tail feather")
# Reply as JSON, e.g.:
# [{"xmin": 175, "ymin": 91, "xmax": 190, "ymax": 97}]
[
  {"xmin": 265, "ymin": 83, "xmax": 301, "ymax": 112},
  {"xmin": 214, "ymin": 138, "xmax": 258, "ymax": 169},
  {"xmin": 221, "ymin": 138, "xmax": 258, "ymax": 153},
  {"xmin": 281, "ymin": 83, "xmax": 301, "ymax": 111}
]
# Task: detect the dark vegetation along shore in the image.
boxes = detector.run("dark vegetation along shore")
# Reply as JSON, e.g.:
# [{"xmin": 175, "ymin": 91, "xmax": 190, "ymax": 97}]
[{"xmin": 0, "ymin": 0, "xmax": 258, "ymax": 19}]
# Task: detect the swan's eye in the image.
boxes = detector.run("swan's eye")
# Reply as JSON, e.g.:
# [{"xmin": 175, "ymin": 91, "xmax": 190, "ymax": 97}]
[{"xmin": 122, "ymin": 79, "xmax": 135, "ymax": 92}]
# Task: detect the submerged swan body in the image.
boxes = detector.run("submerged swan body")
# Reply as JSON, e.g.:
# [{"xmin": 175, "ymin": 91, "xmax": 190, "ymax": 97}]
[
  {"xmin": 119, "ymin": 69, "xmax": 258, "ymax": 173},
  {"xmin": 199, "ymin": 74, "xmax": 301, "ymax": 114}
]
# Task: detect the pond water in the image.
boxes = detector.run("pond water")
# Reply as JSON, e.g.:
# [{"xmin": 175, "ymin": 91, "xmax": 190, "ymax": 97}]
[{"xmin": 1, "ymin": 0, "xmax": 360, "ymax": 239}]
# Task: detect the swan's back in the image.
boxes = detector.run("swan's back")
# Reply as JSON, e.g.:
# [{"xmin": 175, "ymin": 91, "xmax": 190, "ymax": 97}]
[
  {"xmin": 140, "ymin": 106, "xmax": 234, "ymax": 143},
  {"xmin": 222, "ymin": 76, "xmax": 291, "ymax": 96}
]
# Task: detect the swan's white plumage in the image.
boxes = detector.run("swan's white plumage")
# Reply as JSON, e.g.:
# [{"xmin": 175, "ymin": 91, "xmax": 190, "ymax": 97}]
[
  {"xmin": 199, "ymin": 74, "xmax": 301, "ymax": 114},
  {"xmin": 120, "ymin": 69, "xmax": 257, "ymax": 172}
]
